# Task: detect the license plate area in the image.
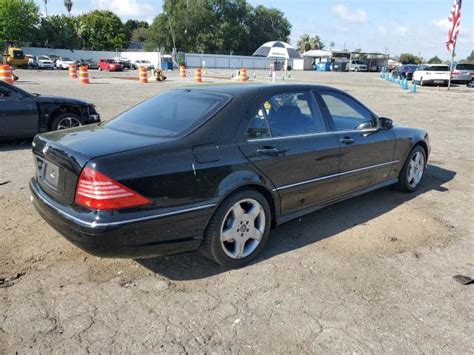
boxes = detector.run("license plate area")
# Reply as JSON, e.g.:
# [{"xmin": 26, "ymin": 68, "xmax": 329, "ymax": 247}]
[{"xmin": 36, "ymin": 156, "xmax": 59, "ymax": 190}]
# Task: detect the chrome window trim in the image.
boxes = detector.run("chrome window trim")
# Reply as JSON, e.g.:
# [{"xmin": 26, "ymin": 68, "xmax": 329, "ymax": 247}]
[
  {"xmin": 247, "ymin": 128, "xmax": 379, "ymax": 142},
  {"xmin": 273, "ymin": 160, "xmax": 399, "ymax": 191},
  {"xmin": 31, "ymin": 185, "xmax": 216, "ymax": 229}
]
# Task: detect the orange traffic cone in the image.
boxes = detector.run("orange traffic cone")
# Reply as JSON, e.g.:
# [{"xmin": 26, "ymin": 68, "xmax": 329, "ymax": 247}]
[
  {"xmin": 0, "ymin": 65, "xmax": 13, "ymax": 84},
  {"xmin": 194, "ymin": 68, "xmax": 202, "ymax": 83},
  {"xmin": 139, "ymin": 66, "xmax": 148, "ymax": 83},
  {"xmin": 240, "ymin": 67, "xmax": 248, "ymax": 82},
  {"xmin": 179, "ymin": 65, "xmax": 186, "ymax": 79},
  {"xmin": 78, "ymin": 66, "xmax": 90, "ymax": 84},
  {"xmin": 69, "ymin": 64, "xmax": 77, "ymax": 79}
]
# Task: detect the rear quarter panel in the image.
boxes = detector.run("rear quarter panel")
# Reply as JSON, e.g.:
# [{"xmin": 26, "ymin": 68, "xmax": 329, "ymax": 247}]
[{"xmin": 89, "ymin": 142, "xmax": 278, "ymax": 212}]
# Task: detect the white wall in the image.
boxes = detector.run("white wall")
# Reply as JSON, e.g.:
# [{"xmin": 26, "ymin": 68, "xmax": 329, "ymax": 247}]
[
  {"xmin": 184, "ymin": 53, "xmax": 283, "ymax": 69},
  {"xmin": 23, "ymin": 47, "xmax": 293, "ymax": 70}
]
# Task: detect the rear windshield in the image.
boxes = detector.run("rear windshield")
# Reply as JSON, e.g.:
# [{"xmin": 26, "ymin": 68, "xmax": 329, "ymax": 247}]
[
  {"xmin": 105, "ymin": 89, "xmax": 230, "ymax": 137},
  {"xmin": 456, "ymin": 63, "xmax": 474, "ymax": 70},
  {"xmin": 429, "ymin": 65, "xmax": 449, "ymax": 71}
]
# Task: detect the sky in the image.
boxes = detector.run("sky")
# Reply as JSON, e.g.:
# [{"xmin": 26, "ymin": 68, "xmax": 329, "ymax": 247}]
[{"xmin": 35, "ymin": 0, "xmax": 474, "ymax": 60}]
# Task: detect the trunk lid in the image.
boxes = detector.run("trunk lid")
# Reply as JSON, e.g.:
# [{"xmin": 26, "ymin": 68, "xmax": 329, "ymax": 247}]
[{"xmin": 32, "ymin": 124, "xmax": 171, "ymax": 205}]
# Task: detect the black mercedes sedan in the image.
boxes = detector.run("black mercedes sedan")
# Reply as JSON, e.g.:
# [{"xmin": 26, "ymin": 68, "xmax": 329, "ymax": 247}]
[
  {"xmin": 30, "ymin": 84, "xmax": 430, "ymax": 268},
  {"xmin": 0, "ymin": 80, "xmax": 100, "ymax": 139}
]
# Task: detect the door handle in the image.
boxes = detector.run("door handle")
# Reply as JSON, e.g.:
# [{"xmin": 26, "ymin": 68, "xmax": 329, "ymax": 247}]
[
  {"xmin": 340, "ymin": 136, "xmax": 355, "ymax": 145},
  {"xmin": 256, "ymin": 147, "xmax": 280, "ymax": 156}
]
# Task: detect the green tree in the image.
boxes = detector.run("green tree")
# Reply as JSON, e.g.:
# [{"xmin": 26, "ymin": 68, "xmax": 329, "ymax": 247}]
[
  {"xmin": 427, "ymin": 55, "xmax": 442, "ymax": 64},
  {"xmin": 131, "ymin": 27, "xmax": 148, "ymax": 44},
  {"xmin": 33, "ymin": 15, "xmax": 80, "ymax": 49},
  {"xmin": 123, "ymin": 19, "xmax": 149, "ymax": 44},
  {"xmin": 78, "ymin": 10, "xmax": 127, "ymax": 50},
  {"xmin": 246, "ymin": 5, "xmax": 291, "ymax": 53},
  {"xmin": 297, "ymin": 34, "xmax": 324, "ymax": 52},
  {"xmin": 0, "ymin": 0, "xmax": 40, "ymax": 43},
  {"xmin": 144, "ymin": 0, "xmax": 291, "ymax": 54},
  {"xmin": 398, "ymin": 53, "xmax": 422, "ymax": 65}
]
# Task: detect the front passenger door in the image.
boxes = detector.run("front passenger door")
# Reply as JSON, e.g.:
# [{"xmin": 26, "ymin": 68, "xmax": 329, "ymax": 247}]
[
  {"xmin": 0, "ymin": 86, "xmax": 38, "ymax": 137},
  {"xmin": 318, "ymin": 90, "xmax": 396, "ymax": 197}
]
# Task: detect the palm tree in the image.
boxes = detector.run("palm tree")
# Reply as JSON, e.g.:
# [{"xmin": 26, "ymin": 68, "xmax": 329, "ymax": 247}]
[
  {"xmin": 309, "ymin": 35, "xmax": 325, "ymax": 50},
  {"xmin": 297, "ymin": 34, "xmax": 325, "ymax": 53},
  {"xmin": 297, "ymin": 34, "xmax": 311, "ymax": 53},
  {"xmin": 64, "ymin": 0, "xmax": 73, "ymax": 16},
  {"xmin": 43, "ymin": 0, "xmax": 48, "ymax": 16}
]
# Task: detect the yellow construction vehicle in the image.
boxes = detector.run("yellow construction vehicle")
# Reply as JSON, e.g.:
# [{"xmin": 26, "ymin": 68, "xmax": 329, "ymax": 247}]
[{"xmin": 2, "ymin": 42, "xmax": 28, "ymax": 68}]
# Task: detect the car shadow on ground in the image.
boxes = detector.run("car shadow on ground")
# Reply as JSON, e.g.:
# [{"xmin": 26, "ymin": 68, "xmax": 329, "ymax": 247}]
[
  {"xmin": 139, "ymin": 164, "xmax": 455, "ymax": 280},
  {"xmin": 0, "ymin": 139, "xmax": 33, "ymax": 152}
]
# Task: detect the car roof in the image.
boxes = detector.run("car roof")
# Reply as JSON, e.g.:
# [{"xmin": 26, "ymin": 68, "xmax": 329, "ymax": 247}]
[{"xmin": 183, "ymin": 83, "xmax": 341, "ymax": 97}]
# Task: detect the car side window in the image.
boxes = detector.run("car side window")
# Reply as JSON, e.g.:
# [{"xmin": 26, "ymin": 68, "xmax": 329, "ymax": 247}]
[
  {"xmin": 0, "ymin": 86, "xmax": 14, "ymax": 98},
  {"xmin": 264, "ymin": 91, "xmax": 326, "ymax": 137},
  {"xmin": 320, "ymin": 91, "xmax": 376, "ymax": 131},
  {"xmin": 246, "ymin": 106, "xmax": 271, "ymax": 139}
]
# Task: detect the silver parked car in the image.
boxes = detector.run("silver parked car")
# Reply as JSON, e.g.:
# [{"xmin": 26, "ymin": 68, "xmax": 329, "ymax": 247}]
[{"xmin": 452, "ymin": 63, "xmax": 474, "ymax": 84}]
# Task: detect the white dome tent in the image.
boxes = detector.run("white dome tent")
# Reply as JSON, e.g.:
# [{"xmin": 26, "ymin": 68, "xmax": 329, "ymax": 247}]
[{"xmin": 252, "ymin": 41, "xmax": 301, "ymax": 59}]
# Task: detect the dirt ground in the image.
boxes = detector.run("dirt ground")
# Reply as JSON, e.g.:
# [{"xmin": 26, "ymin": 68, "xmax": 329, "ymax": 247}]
[{"xmin": 1, "ymin": 69, "xmax": 473, "ymax": 353}]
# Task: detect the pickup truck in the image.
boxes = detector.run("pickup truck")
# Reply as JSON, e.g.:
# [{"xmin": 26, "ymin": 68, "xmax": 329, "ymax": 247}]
[
  {"xmin": 412, "ymin": 64, "xmax": 450, "ymax": 86},
  {"xmin": 349, "ymin": 61, "xmax": 367, "ymax": 72}
]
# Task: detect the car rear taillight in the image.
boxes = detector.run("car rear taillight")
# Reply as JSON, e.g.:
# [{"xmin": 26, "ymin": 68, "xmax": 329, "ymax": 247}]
[
  {"xmin": 452, "ymin": 71, "xmax": 460, "ymax": 75},
  {"xmin": 75, "ymin": 167, "xmax": 150, "ymax": 210}
]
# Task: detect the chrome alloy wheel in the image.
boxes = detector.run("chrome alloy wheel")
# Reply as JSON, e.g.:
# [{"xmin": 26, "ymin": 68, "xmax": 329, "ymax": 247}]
[
  {"xmin": 407, "ymin": 151, "xmax": 425, "ymax": 188},
  {"xmin": 56, "ymin": 117, "xmax": 82, "ymax": 130},
  {"xmin": 220, "ymin": 198, "xmax": 266, "ymax": 259}
]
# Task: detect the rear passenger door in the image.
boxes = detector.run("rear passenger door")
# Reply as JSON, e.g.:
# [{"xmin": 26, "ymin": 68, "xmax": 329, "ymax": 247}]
[
  {"xmin": 239, "ymin": 90, "xmax": 341, "ymax": 215},
  {"xmin": 317, "ymin": 90, "xmax": 396, "ymax": 197}
]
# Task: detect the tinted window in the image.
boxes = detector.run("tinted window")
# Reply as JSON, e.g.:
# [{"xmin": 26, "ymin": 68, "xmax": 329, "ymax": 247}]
[
  {"xmin": 429, "ymin": 65, "xmax": 449, "ymax": 71},
  {"xmin": 321, "ymin": 92, "xmax": 376, "ymax": 131},
  {"xmin": 0, "ymin": 85, "xmax": 14, "ymax": 97},
  {"xmin": 456, "ymin": 64, "xmax": 474, "ymax": 70},
  {"xmin": 262, "ymin": 91, "xmax": 326, "ymax": 137},
  {"xmin": 105, "ymin": 90, "xmax": 229, "ymax": 137},
  {"xmin": 13, "ymin": 50, "xmax": 24, "ymax": 59},
  {"xmin": 246, "ymin": 107, "xmax": 271, "ymax": 139}
]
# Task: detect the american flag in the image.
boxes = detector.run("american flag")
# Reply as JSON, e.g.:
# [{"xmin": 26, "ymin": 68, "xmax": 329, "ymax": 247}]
[{"xmin": 446, "ymin": 0, "xmax": 462, "ymax": 53}]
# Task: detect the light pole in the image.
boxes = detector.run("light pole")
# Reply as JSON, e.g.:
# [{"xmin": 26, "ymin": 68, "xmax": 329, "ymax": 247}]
[{"xmin": 164, "ymin": 11, "xmax": 177, "ymax": 67}]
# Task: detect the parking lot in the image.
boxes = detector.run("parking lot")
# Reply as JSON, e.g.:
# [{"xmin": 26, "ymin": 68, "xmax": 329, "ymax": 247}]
[{"xmin": 1, "ymin": 69, "xmax": 473, "ymax": 353}]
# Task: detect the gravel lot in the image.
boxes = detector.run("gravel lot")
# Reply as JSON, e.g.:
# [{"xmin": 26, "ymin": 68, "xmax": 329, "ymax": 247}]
[{"xmin": 1, "ymin": 69, "xmax": 473, "ymax": 353}]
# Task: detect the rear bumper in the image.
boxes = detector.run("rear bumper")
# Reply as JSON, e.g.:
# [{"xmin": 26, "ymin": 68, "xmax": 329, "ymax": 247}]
[
  {"xmin": 30, "ymin": 178, "xmax": 215, "ymax": 258},
  {"xmin": 452, "ymin": 75, "xmax": 472, "ymax": 83}
]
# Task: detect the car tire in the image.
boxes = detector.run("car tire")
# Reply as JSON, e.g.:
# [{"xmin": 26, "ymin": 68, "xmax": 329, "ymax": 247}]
[
  {"xmin": 201, "ymin": 189, "xmax": 272, "ymax": 268},
  {"xmin": 50, "ymin": 113, "xmax": 83, "ymax": 131},
  {"xmin": 396, "ymin": 145, "xmax": 427, "ymax": 193}
]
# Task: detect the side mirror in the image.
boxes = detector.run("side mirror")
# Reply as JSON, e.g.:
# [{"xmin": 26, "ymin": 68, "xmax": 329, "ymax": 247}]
[
  {"xmin": 379, "ymin": 117, "xmax": 393, "ymax": 130},
  {"xmin": 355, "ymin": 121, "xmax": 374, "ymax": 130}
]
